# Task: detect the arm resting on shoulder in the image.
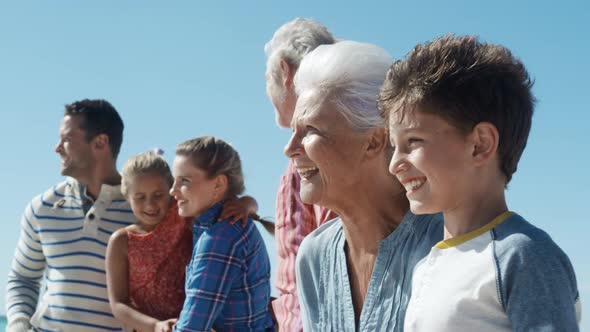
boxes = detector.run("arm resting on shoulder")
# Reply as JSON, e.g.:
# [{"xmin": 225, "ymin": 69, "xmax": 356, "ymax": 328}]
[{"xmin": 219, "ymin": 196, "xmax": 258, "ymax": 225}]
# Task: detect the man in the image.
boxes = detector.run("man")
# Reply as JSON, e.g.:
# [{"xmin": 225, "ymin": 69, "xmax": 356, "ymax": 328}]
[
  {"xmin": 264, "ymin": 18, "xmax": 337, "ymax": 331},
  {"xmin": 6, "ymin": 99, "xmax": 136, "ymax": 331}
]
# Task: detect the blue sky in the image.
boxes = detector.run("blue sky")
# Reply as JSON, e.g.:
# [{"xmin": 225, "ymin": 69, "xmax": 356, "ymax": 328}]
[{"xmin": 1, "ymin": 0, "xmax": 587, "ymax": 328}]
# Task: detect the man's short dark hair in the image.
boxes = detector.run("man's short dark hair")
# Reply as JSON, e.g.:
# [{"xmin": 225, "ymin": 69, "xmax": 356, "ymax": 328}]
[
  {"xmin": 64, "ymin": 99, "xmax": 124, "ymax": 159},
  {"xmin": 378, "ymin": 34, "xmax": 535, "ymax": 184}
]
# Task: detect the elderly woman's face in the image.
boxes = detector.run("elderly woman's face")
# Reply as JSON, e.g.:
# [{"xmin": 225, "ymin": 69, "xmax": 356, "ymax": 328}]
[{"xmin": 284, "ymin": 92, "xmax": 370, "ymax": 207}]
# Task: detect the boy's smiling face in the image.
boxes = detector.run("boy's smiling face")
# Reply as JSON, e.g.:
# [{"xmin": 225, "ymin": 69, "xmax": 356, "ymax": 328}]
[{"xmin": 388, "ymin": 109, "xmax": 477, "ymax": 215}]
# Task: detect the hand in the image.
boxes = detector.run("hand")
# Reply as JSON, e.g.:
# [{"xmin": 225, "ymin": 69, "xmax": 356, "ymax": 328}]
[
  {"xmin": 154, "ymin": 318, "xmax": 177, "ymax": 332},
  {"xmin": 219, "ymin": 196, "xmax": 258, "ymax": 227}
]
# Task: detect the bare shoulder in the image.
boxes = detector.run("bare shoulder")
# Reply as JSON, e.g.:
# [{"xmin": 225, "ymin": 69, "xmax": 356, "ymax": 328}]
[{"xmin": 108, "ymin": 228, "xmax": 130, "ymax": 250}]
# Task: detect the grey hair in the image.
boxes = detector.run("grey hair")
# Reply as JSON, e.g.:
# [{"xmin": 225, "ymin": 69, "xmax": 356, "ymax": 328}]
[
  {"xmin": 294, "ymin": 40, "xmax": 392, "ymax": 131},
  {"xmin": 264, "ymin": 18, "xmax": 335, "ymax": 81}
]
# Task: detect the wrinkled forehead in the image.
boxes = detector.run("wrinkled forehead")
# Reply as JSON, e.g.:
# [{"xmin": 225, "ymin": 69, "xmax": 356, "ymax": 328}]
[{"xmin": 292, "ymin": 89, "xmax": 329, "ymax": 125}]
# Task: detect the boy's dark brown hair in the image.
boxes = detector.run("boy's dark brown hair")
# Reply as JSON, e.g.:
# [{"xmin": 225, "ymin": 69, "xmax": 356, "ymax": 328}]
[{"xmin": 378, "ymin": 34, "xmax": 535, "ymax": 183}]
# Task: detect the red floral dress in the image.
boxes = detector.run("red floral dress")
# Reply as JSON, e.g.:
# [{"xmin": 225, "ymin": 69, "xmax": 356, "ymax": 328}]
[{"xmin": 127, "ymin": 202, "xmax": 193, "ymax": 321}]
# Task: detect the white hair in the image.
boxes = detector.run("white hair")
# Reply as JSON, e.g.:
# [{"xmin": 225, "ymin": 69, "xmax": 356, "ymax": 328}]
[
  {"xmin": 265, "ymin": 18, "xmax": 335, "ymax": 80},
  {"xmin": 294, "ymin": 40, "xmax": 392, "ymax": 131}
]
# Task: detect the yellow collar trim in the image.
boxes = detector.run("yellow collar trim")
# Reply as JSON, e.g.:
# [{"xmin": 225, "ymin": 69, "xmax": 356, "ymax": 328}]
[{"xmin": 434, "ymin": 211, "xmax": 514, "ymax": 249}]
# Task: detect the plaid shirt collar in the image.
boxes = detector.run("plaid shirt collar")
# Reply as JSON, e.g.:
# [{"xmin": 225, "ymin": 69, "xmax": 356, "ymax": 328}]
[{"xmin": 193, "ymin": 200, "xmax": 224, "ymax": 228}]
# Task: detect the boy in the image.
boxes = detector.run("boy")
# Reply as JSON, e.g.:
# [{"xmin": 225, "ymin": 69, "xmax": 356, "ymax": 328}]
[{"xmin": 379, "ymin": 35, "xmax": 581, "ymax": 331}]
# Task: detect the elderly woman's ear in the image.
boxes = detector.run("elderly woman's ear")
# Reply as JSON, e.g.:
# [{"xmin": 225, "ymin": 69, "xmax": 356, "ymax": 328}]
[{"xmin": 364, "ymin": 127, "xmax": 389, "ymax": 160}]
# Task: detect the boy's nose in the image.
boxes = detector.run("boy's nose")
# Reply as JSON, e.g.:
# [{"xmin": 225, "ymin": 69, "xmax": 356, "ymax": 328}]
[{"xmin": 389, "ymin": 154, "xmax": 409, "ymax": 176}]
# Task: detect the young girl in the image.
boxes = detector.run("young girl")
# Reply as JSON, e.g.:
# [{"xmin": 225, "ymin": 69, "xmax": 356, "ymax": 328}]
[
  {"xmin": 171, "ymin": 136, "xmax": 274, "ymax": 331},
  {"xmin": 106, "ymin": 151, "xmax": 259, "ymax": 332}
]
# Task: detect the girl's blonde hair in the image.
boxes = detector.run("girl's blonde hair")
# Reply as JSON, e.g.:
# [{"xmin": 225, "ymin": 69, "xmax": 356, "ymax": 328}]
[{"xmin": 121, "ymin": 151, "xmax": 174, "ymax": 197}]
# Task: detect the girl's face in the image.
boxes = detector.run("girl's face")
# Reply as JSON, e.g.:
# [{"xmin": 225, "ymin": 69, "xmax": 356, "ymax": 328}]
[
  {"xmin": 126, "ymin": 173, "xmax": 172, "ymax": 227},
  {"xmin": 170, "ymin": 155, "xmax": 224, "ymax": 218}
]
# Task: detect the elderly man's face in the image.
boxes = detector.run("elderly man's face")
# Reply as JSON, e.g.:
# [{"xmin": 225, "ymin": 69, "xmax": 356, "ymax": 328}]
[
  {"xmin": 265, "ymin": 64, "xmax": 297, "ymax": 128},
  {"xmin": 284, "ymin": 92, "xmax": 369, "ymax": 207}
]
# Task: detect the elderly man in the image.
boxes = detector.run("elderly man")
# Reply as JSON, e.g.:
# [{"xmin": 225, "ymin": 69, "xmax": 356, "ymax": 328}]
[
  {"xmin": 6, "ymin": 99, "xmax": 136, "ymax": 331},
  {"xmin": 264, "ymin": 18, "xmax": 337, "ymax": 331}
]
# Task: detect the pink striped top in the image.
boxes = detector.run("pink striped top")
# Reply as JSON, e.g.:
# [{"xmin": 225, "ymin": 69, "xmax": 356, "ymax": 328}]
[{"xmin": 272, "ymin": 160, "xmax": 336, "ymax": 332}]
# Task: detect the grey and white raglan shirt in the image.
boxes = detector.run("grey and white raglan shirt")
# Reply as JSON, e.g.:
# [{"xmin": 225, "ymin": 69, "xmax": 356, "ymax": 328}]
[
  {"xmin": 6, "ymin": 178, "xmax": 136, "ymax": 332},
  {"xmin": 404, "ymin": 211, "xmax": 582, "ymax": 332}
]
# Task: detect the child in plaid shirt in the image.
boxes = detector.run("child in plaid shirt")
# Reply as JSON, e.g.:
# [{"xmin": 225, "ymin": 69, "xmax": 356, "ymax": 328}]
[{"xmin": 171, "ymin": 136, "xmax": 274, "ymax": 332}]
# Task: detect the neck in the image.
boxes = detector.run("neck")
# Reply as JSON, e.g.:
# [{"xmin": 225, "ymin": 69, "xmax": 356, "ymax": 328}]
[
  {"xmin": 77, "ymin": 163, "xmax": 121, "ymax": 200},
  {"xmin": 195, "ymin": 200, "xmax": 224, "ymax": 222},
  {"xmin": 333, "ymin": 170, "xmax": 409, "ymax": 255},
  {"xmin": 333, "ymin": 166, "xmax": 409, "ymax": 325},
  {"xmin": 442, "ymin": 183, "xmax": 507, "ymax": 240}
]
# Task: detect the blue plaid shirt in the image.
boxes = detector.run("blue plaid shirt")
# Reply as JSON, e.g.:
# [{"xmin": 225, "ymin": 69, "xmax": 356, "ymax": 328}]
[{"xmin": 174, "ymin": 202, "xmax": 275, "ymax": 332}]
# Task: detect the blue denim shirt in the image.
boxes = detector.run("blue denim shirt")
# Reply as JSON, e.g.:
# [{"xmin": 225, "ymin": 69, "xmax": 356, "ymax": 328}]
[{"xmin": 296, "ymin": 212, "xmax": 443, "ymax": 332}]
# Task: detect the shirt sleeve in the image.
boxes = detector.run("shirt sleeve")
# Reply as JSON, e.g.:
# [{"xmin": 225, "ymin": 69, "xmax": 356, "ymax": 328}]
[
  {"xmin": 496, "ymin": 229, "xmax": 581, "ymax": 331},
  {"xmin": 6, "ymin": 201, "xmax": 46, "ymax": 330},
  {"xmin": 174, "ymin": 225, "xmax": 246, "ymax": 332}
]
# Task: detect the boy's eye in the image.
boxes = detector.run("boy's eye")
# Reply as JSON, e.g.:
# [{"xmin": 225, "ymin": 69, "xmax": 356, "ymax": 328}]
[{"xmin": 408, "ymin": 138, "xmax": 423, "ymax": 145}]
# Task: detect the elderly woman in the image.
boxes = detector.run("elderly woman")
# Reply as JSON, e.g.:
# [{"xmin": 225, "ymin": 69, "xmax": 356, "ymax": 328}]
[{"xmin": 285, "ymin": 41, "xmax": 443, "ymax": 331}]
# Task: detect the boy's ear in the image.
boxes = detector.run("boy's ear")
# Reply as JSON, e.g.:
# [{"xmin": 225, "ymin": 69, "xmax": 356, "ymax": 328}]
[
  {"xmin": 365, "ymin": 128, "xmax": 389, "ymax": 160},
  {"xmin": 471, "ymin": 122, "xmax": 499, "ymax": 166}
]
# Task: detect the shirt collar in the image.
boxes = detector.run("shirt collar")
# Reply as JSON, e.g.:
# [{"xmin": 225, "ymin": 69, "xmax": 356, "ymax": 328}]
[
  {"xmin": 194, "ymin": 201, "xmax": 224, "ymax": 227},
  {"xmin": 69, "ymin": 176, "xmax": 125, "ymax": 202},
  {"xmin": 97, "ymin": 183, "xmax": 125, "ymax": 200}
]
